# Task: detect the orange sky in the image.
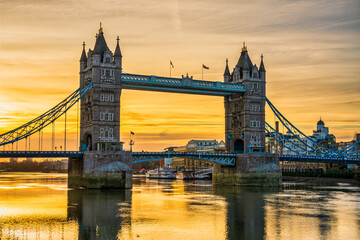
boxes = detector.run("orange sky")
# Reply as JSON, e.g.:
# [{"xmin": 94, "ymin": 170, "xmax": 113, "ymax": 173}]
[{"xmin": 0, "ymin": 0, "xmax": 359, "ymax": 152}]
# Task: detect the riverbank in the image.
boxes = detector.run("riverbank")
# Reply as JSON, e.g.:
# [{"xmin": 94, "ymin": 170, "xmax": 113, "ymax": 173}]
[{"xmin": 283, "ymin": 176, "xmax": 360, "ymax": 184}]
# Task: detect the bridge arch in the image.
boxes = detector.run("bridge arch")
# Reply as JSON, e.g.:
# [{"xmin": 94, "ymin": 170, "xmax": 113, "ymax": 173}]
[
  {"xmin": 234, "ymin": 139, "xmax": 244, "ymax": 154},
  {"xmin": 82, "ymin": 133, "xmax": 92, "ymax": 151}
]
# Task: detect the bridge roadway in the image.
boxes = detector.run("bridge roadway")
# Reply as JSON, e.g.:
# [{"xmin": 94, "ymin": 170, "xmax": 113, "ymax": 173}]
[
  {"xmin": 120, "ymin": 73, "xmax": 246, "ymax": 96},
  {"xmin": 0, "ymin": 151, "xmax": 359, "ymax": 164}
]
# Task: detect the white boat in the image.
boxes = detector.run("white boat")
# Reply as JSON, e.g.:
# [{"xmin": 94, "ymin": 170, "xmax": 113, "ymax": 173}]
[{"xmin": 146, "ymin": 168, "xmax": 176, "ymax": 179}]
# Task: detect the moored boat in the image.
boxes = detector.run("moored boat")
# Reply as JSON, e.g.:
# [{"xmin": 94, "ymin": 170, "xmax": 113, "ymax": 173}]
[{"xmin": 146, "ymin": 168, "xmax": 176, "ymax": 179}]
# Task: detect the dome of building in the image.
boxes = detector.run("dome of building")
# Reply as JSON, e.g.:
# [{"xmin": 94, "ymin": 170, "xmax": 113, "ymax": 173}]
[{"xmin": 317, "ymin": 118, "xmax": 324, "ymax": 126}]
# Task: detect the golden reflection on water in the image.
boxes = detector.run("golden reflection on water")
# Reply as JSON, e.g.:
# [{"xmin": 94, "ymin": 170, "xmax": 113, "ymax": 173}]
[
  {"xmin": 0, "ymin": 173, "xmax": 78, "ymax": 239},
  {"xmin": 118, "ymin": 179, "xmax": 227, "ymax": 240},
  {"xmin": 0, "ymin": 173, "xmax": 360, "ymax": 240}
]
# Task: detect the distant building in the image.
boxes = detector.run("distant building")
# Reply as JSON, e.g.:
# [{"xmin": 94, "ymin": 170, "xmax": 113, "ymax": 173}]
[
  {"xmin": 268, "ymin": 119, "xmax": 351, "ymax": 172},
  {"xmin": 312, "ymin": 119, "xmax": 337, "ymax": 151},
  {"xmin": 171, "ymin": 140, "xmax": 226, "ymax": 170}
]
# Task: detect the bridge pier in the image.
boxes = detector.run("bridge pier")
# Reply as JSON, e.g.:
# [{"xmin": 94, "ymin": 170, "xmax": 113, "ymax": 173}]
[
  {"xmin": 68, "ymin": 151, "xmax": 132, "ymax": 189},
  {"xmin": 213, "ymin": 153, "xmax": 282, "ymax": 187}
]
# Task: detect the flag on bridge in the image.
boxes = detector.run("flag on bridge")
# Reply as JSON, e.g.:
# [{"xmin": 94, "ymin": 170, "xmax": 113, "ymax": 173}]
[
  {"xmin": 202, "ymin": 64, "xmax": 209, "ymax": 70},
  {"xmin": 170, "ymin": 60, "xmax": 174, "ymax": 68},
  {"xmin": 131, "ymin": 131, "xmax": 134, "ymax": 135}
]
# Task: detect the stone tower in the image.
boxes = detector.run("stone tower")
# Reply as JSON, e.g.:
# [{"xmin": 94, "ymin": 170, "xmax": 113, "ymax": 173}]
[
  {"xmin": 79, "ymin": 25, "xmax": 122, "ymax": 151},
  {"xmin": 69, "ymin": 25, "xmax": 132, "ymax": 189},
  {"xmin": 224, "ymin": 43, "xmax": 266, "ymax": 153}
]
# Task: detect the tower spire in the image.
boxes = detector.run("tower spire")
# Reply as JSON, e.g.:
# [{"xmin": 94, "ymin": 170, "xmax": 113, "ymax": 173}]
[
  {"xmin": 241, "ymin": 42, "xmax": 247, "ymax": 52},
  {"xmin": 80, "ymin": 41, "xmax": 87, "ymax": 62},
  {"xmin": 224, "ymin": 58, "xmax": 230, "ymax": 76},
  {"xmin": 114, "ymin": 36, "xmax": 122, "ymax": 57},
  {"xmin": 259, "ymin": 54, "xmax": 266, "ymax": 72},
  {"xmin": 99, "ymin": 22, "xmax": 103, "ymax": 34}
]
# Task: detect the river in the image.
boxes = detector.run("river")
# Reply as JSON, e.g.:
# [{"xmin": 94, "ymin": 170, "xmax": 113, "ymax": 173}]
[{"xmin": 0, "ymin": 173, "xmax": 359, "ymax": 239}]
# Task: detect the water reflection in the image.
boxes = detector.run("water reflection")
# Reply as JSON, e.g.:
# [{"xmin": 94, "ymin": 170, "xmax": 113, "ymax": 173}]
[
  {"xmin": 67, "ymin": 189, "xmax": 132, "ymax": 240},
  {"xmin": 0, "ymin": 173, "xmax": 359, "ymax": 240},
  {"xmin": 213, "ymin": 186, "xmax": 280, "ymax": 240}
]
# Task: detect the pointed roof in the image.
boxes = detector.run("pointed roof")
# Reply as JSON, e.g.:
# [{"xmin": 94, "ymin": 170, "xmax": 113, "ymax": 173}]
[
  {"xmin": 93, "ymin": 23, "xmax": 110, "ymax": 55},
  {"xmin": 236, "ymin": 42, "xmax": 253, "ymax": 71},
  {"xmin": 224, "ymin": 58, "xmax": 230, "ymax": 76},
  {"xmin": 114, "ymin": 36, "xmax": 122, "ymax": 57},
  {"xmin": 259, "ymin": 54, "xmax": 266, "ymax": 72},
  {"xmin": 80, "ymin": 41, "xmax": 87, "ymax": 62}
]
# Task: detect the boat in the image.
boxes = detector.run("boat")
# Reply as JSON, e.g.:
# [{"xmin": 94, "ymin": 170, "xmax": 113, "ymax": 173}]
[
  {"xmin": 146, "ymin": 168, "xmax": 176, "ymax": 179},
  {"xmin": 176, "ymin": 170, "xmax": 211, "ymax": 180},
  {"xmin": 193, "ymin": 173, "xmax": 211, "ymax": 180}
]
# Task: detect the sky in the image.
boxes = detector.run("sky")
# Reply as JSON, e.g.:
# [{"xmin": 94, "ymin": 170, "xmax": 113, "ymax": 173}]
[{"xmin": 0, "ymin": 0, "xmax": 359, "ymax": 152}]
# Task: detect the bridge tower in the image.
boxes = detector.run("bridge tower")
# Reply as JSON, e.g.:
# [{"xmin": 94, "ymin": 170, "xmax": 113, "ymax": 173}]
[
  {"xmin": 69, "ymin": 25, "xmax": 132, "ymax": 189},
  {"xmin": 214, "ymin": 44, "xmax": 281, "ymax": 186},
  {"xmin": 79, "ymin": 25, "xmax": 122, "ymax": 151},
  {"xmin": 224, "ymin": 43, "xmax": 266, "ymax": 153}
]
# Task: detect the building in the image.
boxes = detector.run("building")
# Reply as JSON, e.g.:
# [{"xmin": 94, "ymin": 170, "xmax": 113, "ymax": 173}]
[
  {"xmin": 311, "ymin": 119, "xmax": 337, "ymax": 151},
  {"xmin": 171, "ymin": 140, "xmax": 226, "ymax": 170},
  {"xmin": 267, "ymin": 119, "xmax": 343, "ymax": 172},
  {"xmin": 224, "ymin": 43, "xmax": 266, "ymax": 153},
  {"xmin": 79, "ymin": 24, "xmax": 122, "ymax": 152}
]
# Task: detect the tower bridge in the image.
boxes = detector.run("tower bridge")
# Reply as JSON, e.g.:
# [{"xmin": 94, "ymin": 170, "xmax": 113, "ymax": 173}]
[{"xmin": 1, "ymin": 26, "xmax": 359, "ymax": 188}]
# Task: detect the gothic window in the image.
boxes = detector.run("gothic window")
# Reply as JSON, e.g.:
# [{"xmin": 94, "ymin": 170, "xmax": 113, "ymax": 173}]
[
  {"xmin": 105, "ymin": 94, "xmax": 109, "ymax": 102},
  {"xmin": 250, "ymin": 104, "xmax": 261, "ymax": 111},
  {"xmin": 102, "ymin": 69, "xmax": 105, "ymax": 76},
  {"xmin": 108, "ymin": 113, "xmax": 113, "ymax": 121},
  {"xmin": 100, "ymin": 94, "xmax": 104, "ymax": 101},
  {"xmin": 109, "ymin": 128, "xmax": 113, "ymax": 138},
  {"xmin": 100, "ymin": 112, "xmax": 105, "ymax": 121},
  {"xmin": 110, "ymin": 95, "xmax": 114, "ymax": 102},
  {"xmin": 105, "ymin": 130, "xmax": 108, "ymax": 138},
  {"xmin": 105, "ymin": 57, "xmax": 111, "ymax": 63},
  {"xmin": 106, "ymin": 69, "xmax": 111, "ymax": 77},
  {"xmin": 252, "ymin": 83, "xmax": 259, "ymax": 90},
  {"xmin": 100, "ymin": 128, "xmax": 104, "ymax": 138},
  {"xmin": 110, "ymin": 70, "xmax": 113, "ymax": 77},
  {"xmin": 250, "ymin": 120, "xmax": 260, "ymax": 128}
]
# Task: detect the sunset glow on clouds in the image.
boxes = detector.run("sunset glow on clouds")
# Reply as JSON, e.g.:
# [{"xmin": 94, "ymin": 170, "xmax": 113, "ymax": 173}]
[{"xmin": 0, "ymin": 0, "xmax": 359, "ymax": 152}]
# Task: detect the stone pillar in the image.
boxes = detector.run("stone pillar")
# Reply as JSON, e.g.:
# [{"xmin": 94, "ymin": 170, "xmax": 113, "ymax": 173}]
[
  {"xmin": 68, "ymin": 151, "xmax": 132, "ymax": 189},
  {"xmin": 213, "ymin": 153, "xmax": 282, "ymax": 186}
]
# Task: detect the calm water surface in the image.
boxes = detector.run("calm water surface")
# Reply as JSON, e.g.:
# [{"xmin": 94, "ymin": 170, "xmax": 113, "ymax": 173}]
[{"xmin": 0, "ymin": 173, "xmax": 359, "ymax": 240}]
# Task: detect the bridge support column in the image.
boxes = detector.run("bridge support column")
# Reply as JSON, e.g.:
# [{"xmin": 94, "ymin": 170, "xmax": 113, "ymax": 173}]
[
  {"xmin": 213, "ymin": 153, "xmax": 282, "ymax": 187},
  {"xmin": 68, "ymin": 151, "xmax": 132, "ymax": 189}
]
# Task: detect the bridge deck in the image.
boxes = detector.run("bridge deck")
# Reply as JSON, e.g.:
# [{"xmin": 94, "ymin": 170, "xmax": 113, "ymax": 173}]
[
  {"xmin": 0, "ymin": 151, "xmax": 358, "ymax": 164},
  {"xmin": 121, "ymin": 73, "xmax": 246, "ymax": 96}
]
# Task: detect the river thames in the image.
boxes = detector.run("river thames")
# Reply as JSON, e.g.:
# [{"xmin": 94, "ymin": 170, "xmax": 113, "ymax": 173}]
[{"xmin": 0, "ymin": 173, "xmax": 359, "ymax": 240}]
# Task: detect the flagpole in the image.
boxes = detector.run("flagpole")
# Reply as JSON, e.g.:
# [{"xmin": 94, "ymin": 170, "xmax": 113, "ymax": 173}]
[
  {"xmin": 130, "ymin": 131, "xmax": 132, "ymax": 152},
  {"xmin": 202, "ymin": 66, "xmax": 203, "ymax": 80}
]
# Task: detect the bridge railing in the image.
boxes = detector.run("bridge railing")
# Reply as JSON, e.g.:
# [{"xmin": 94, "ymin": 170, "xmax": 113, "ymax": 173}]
[{"xmin": 121, "ymin": 73, "xmax": 245, "ymax": 93}]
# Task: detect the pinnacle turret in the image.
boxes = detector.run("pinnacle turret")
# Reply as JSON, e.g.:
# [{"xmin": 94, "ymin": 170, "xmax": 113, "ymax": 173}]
[
  {"xmin": 80, "ymin": 42, "xmax": 87, "ymax": 62},
  {"xmin": 224, "ymin": 58, "xmax": 230, "ymax": 76},
  {"xmin": 114, "ymin": 36, "xmax": 122, "ymax": 57},
  {"xmin": 259, "ymin": 54, "xmax": 266, "ymax": 72}
]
